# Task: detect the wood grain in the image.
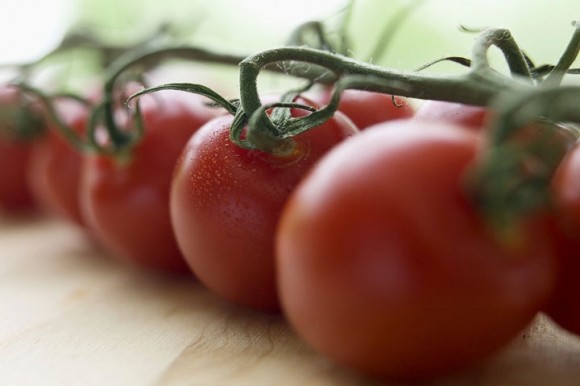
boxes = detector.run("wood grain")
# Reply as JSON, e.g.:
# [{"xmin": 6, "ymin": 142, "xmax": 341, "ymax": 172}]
[{"xmin": 1, "ymin": 216, "xmax": 579, "ymax": 386}]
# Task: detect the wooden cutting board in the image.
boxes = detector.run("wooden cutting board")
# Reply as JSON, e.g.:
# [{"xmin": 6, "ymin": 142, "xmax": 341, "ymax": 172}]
[{"xmin": 1, "ymin": 216, "xmax": 579, "ymax": 386}]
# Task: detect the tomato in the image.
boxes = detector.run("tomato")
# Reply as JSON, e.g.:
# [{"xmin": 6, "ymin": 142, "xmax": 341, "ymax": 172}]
[
  {"xmin": 170, "ymin": 104, "xmax": 358, "ymax": 311},
  {"xmin": 276, "ymin": 120, "xmax": 559, "ymax": 381},
  {"xmin": 27, "ymin": 98, "xmax": 90, "ymax": 226},
  {"xmin": 547, "ymin": 143, "xmax": 580, "ymax": 336},
  {"xmin": 311, "ymin": 88, "xmax": 413, "ymax": 129},
  {"xmin": 0, "ymin": 140, "xmax": 36, "ymax": 212},
  {"xmin": 0, "ymin": 86, "xmax": 44, "ymax": 213},
  {"xmin": 414, "ymin": 100, "xmax": 489, "ymax": 130},
  {"xmin": 80, "ymin": 91, "xmax": 218, "ymax": 273}
]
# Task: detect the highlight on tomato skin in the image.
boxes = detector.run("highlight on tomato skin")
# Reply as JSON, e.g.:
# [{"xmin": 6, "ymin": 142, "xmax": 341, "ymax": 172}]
[
  {"xmin": 275, "ymin": 119, "xmax": 560, "ymax": 382},
  {"xmin": 79, "ymin": 91, "xmax": 220, "ymax": 274},
  {"xmin": 413, "ymin": 100, "xmax": 489, "ymax": 131},
  {"xmin": 169, "ymin": 102, "xmax": 358, "ymax": 312},
  {"xmin": 0, "ymin": 86, "xmax": 44, "ymax": 213}
]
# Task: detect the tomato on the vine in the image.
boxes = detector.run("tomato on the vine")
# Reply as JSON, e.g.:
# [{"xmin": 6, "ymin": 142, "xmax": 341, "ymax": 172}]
[
  {"xmin": 276, "ymin": 120, "xmax": 560, "ymax": 381},
  {"xmin": 0, "ymin": 86, "xmax": 44, "ymax": 213},
  {"xmin": 311, "ymin": 88, "xmax": 413, "ymax": 129},
  {"xmin": 27, "ymin": 98, "xmax": 90, "ymax": 226},
  {"xmin": 170, "ymin": 101, "xmax": 358, "ymax": 311},
  {"xmin": 80, "ymin": 91, "xmax": 219, "ymax": 273}
]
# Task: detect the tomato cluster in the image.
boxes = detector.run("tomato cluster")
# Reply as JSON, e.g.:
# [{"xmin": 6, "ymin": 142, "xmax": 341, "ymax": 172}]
[{"xmin": 2, "ymin": 23, "xmax": 580, "ymax": 383}]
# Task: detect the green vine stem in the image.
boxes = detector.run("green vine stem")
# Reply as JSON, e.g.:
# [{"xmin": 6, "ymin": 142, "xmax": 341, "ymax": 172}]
[
  {"xmin": 16, "ymin": 82, "xmax": 94, "ymax": 151},
  {"xmin": 94, "ymin": 38, "xmax": 352, "ymax": 155},
  {"xmin": 124, "ymin": 81, "xmax": 320, "ymax": 155},
  {"xmin": 236, "ymin": 27, "xmax": 535, "ymax": 152},
  {"xmin": 125, "ymin": 82, "xmax": 239, "ymax": 115},
  {"xmin": 95, "ymin": 45, "xmax": 246, "ymax": 154},
  {"xmin": 103, "ymin": 23, "xmax": 579, "ymax": 158},
  {"xmin": 543, "ymin": 21, "xmax": 580, "ymax": 87},
  {"xmin": 99, "ymin": 27, "xmax": 528, "ymax": 153},
  {"xmin": 469, "ymin": 28, "xmax": 533, "ymax": 81}
]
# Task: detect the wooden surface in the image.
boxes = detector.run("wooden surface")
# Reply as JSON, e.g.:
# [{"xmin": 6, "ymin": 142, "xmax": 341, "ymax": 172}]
[{"xmin": 1, "ymin": 216, "xmax": 580, "ymax": 386}]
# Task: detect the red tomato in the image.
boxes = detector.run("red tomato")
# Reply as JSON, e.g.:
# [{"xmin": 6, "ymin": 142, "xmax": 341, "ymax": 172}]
[
  {"xmin": 547, "ymin": 143, "xmax": 580, "ymax": 335},
  {"xmin": 414, "ymin": 100, "xmax": 489, "ymax": 130},
  {"xmin": 80, "ymin": 91, "xmax": 218, "ymax": 273},
  {"xmin": 543, "ymin": 235, "xmax": 580, "ymax": 337},
  {"xmin": 0, "ymin": 86, "xmax": 44, "ymax": 213},
  {"xmin": 27, "ymin": 98, "xmax": 90, "ymax": 226},
  {"xmin": 276, "ymin": 120, "xmax": 559, "ymax": 381},
  {"xmin": 311, "ymin": 88, "xmax": 413, "ymax": 129},
  {"xmin": 0, "ymin": 140, "xmax": 35, "ymax": 212},
  {"xmin": 170, "ymin": 105, "xmax": 358, "ymax": 311}
]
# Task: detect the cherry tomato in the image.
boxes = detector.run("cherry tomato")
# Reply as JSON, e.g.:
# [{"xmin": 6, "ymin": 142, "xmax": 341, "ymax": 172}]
[
  {"xmin": 276, "ymin": 120, "xmax": 559, "ymax": 381},
  {"xmin": 414, "ymin": 100, "xmax": 489, "ymax": 130},
  {"xmin": 80, "ymin": 91, "xmax": 218, "ymax": 273},
  {"xmin": 311, "ymin": 88, "xmax": 413, "ymax": 129},
  {"xmin": 170, "ymin": 104, "xmax": 358, "ymax": 311},
  {"xmin": 547, "ymin": 143, "xmax": 580, "ymax": 336},
  {"xmin": 543, "ymin": 234, "xmax": 580, "ymax": 337},
  {"xmin": 27, "ymin": 98, "xmax": 90, "ymax": 226},
  {"xmin": 0, "ymin": 86, "xmax": 44, "ymax": 213},
  {"xmin": 0, "ymin": 140, "xmax": 35, "ymax": 212}
]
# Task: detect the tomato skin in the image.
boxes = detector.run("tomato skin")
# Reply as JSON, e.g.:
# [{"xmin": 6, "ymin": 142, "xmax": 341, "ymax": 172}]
[
  {"xmin": 80, "ymin": 92, "xmax": 218, "ymax": 273},
  {"xmin": 170, "ymin": 109, "xmax": 358, "ymax": 311},
  {"xmin": 0, "ymin": 87, "xmax": 43, "ymax": 213},
  {"xmin": 543, "ymin": 236, "xmax": 580, "ymax": 336},
  {"xmin": 547, "ymin": 144, "xmax": 580, "ymax": 336},
  {"xmin": 0, "ymin": 140, "xmax": 36, "ymax": 212},
  {"xmin": 414, "ymin": 100, "xmax": 489, "ymax": 130},
  {"xmin": 27, "ymin": 99, "xmax": 89, "ymax": 226},
  {"xmin": 311, "ymin": 88, "xmax": 413, "ymax": 129},
  {"xmin": 276, "ymin": 120, "xmax": 559, "ymax": 381}
]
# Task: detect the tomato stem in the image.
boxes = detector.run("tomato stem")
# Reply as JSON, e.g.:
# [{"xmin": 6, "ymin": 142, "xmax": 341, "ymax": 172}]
[
  {"xmin": 543, "ymin": 21, "xmax": 580, "ymax": 87},
  {"xmin": 16, "ymin": 82, "xmax": 93, "ymax": 151},
  {"xmin": 96, "ymin": 45, "xmax": 250, "ymax": 154},
  {"xmin": 235, "ymin": 24, "xmax": 580, "ymax": 153},
  {"xmin": 470, "ymin": 28, "xmax": 534, "ymax": 82},
  {"xmin": 237, "ymin": 29, "xmax": 525, "ymax": 152},
  {"xmin": 96, "ymin": 42, "xmax": 339, "ymax": 154},
  {"xmin": 95, "ymin": 23, "xmax": 580, "ymax": 159}
]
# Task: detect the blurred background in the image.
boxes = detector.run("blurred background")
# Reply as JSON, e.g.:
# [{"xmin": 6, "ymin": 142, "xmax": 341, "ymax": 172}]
[{"xmin": 1, "ymin": 0, "xmax": 579, "ymax": 95}]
